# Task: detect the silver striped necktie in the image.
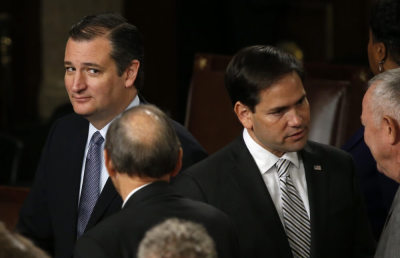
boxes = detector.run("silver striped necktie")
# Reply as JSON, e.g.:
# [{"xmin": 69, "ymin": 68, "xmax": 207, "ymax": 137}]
[{"xmin": 276, "ymin": 158, "xmax": 311, "ymax": 258}]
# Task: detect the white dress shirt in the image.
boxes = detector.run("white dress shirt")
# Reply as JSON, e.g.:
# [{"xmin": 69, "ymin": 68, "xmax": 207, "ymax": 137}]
[
  {"xmin": 121, "ymin": 183, "xmax": 152, "ymax": 208},
  {"xmin": 242, "ymin": 129, "xmax": 310, "ymax": 223},
  {"xmin": 78, "ymin": 95, "xmax": 140, "ymax": 202}
]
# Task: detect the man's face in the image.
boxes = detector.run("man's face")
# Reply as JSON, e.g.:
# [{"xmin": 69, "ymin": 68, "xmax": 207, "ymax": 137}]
[
  {"xmin": 244, "ymin": 72, "xmax": 310, "ymax": 157},
  {"xmin": 362, "ymin": 84, "xmax": 398, "ymax": 180},
  {"xmin": 64, "ymin": 37, "xmax": 133, "ymax": 128}
]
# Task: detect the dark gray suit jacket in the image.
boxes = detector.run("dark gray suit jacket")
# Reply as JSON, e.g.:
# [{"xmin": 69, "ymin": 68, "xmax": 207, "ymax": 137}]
[
  {"xmin": 17, "ymin": 113, "xmax": 207, "ymax": 258},
  {"xmin": 375, "ymin": 188, "xmax": 400, "ymax": 258},
  {"xmin": 172, "ymin": 136, "xmax": 376, "ymax": 258},
  {"xmin": 74, "ymin": 181, "xmax": 240, "ymax": 258}
]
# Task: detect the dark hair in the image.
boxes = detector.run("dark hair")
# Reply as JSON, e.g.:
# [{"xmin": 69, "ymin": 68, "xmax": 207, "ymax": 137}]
[
  {"xmin": 370, "ymin": 0, "xmax": 400, "ymax": 65},
  {"xmin": 69, "ymin": 13, "xmax": 145, "ymax": 90},
  {"xmin": 225, "ymin": 45, "xmax": 304, "ymax": 112},
  {"xmin": 105, "ymin": 104, "xmax": 181, "ymax": 178}
]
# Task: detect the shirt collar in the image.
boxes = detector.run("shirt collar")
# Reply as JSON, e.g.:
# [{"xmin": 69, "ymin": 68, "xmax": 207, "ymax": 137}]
[
  {"xmin": 122, "ymin": 182, "xmax": 152, "ymax": 208},
  {"xmin": 243, "ymin": 129, "xmax": 300, "ymax": 174},
  {"xmin": 88, "ymin": 95, "xmax": 140, "ymax": 139}
]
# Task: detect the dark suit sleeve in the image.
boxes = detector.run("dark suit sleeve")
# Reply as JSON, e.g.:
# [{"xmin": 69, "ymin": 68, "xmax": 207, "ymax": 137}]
[
  {"xmin": 74, "ymin": 236, "xmax": 109, "ymax": 258},
  {"xmin": 16, "ymin": 121, "xmax": 60, "ymax": 255}
]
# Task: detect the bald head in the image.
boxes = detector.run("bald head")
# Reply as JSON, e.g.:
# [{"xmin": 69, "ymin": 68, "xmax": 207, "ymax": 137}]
[{"xmin": 105, "ymin": 104, "xmax": 181, "ymax": 178}]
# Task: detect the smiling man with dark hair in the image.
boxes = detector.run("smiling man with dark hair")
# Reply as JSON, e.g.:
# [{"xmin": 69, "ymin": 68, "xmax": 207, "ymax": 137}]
[{"xmin": 17, "ymin": 13, "xmax": 207, "ymax": 258}]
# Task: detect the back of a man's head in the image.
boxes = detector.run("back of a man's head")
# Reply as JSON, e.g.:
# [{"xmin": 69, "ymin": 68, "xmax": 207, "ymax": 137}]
[
  {"xmin": 105, "ymin": 104, "xmax": 181, "ymax": 178},
  {"xmin": 137, "ymin": 218, "xmax": 217, "ymax": 258},
  {"xmin": 0, "ymin": 222, "xmax": 49, "ymax": 258},
  {"xmin": 225, "ymin": 45, "xmax": 304, "ymax": 111},
  {"xmin": 68, "ymin": 13, "xmax": 145, "ymax": 90}
]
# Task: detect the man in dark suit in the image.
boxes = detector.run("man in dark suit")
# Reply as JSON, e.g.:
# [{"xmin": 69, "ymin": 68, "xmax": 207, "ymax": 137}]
[
  {"xmin": 361, "ymin": 68, "xmax": 400, "ymax": 257},
  {"xmin": 172, "ymin": 45, "xmax": 375, "ymax": 258},
  {"xmin": 17, "ymin": 14, "xmax": 207, "ymax": 258},
  {"xmin": 74, "ymin": 104, "xmax": 239, "ymax": 258}
]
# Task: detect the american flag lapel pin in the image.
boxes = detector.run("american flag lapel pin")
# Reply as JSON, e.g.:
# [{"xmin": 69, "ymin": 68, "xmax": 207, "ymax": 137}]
[{"xmin": 313, "ymin": 165, "xmax": 322, "ymax": 171}]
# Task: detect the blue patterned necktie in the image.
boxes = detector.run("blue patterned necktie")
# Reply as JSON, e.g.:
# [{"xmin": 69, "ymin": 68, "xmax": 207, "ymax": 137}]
[
  {"xmin": 276, "ymin": 158, "xmax": 311, "ymax": 258},
  {"xmin": 77, "ymin": 131, "xmax": 104, "ymax": 237}
]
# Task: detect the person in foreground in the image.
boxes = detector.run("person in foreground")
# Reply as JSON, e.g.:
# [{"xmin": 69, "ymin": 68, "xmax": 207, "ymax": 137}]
[
  {"xmin": 361, "ymin": 68, "xmax": 400, "ymax": 258},
  {"xmin": 17, "ymin": 13, "xmax": 207, "ymax": 258},
  {"xmin": 0, "ymin": 222, "xmax": 49, "ymax": 258},
  {"xmin": 173, "ymin": 45, "xmax": 376, "ymax": 258},
  {"xmin": 137, "ymin": 218, "xmax": 217, "ymax": 258},
  {"xmin": 73, "ymin": 104, "xmax": 239, "ymax": 258}
]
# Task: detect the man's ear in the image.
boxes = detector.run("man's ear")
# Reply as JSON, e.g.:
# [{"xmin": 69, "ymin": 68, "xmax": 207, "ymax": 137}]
[
  {"xmin": 124, "ymin": 60, "xmax": 140, "ymax": 88},
  {"xmin": 170, "ymin": 148, "xmax": 183, "ymax": 178},
  {"xmin": 234, "ymin": 101, "xmax": 254, "ymax": 129},
  {"xmin": 383, "ymin": 115, "xmax": 400, "ymax": 145},
  {"xmin": 104, "ymin": 149, "xmax": 116, "ymax": 178}
]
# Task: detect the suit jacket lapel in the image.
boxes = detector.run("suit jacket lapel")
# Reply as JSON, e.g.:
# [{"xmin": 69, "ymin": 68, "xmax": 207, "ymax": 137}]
[
  {"xmin": 55, "ymin": 115, "xmax": 88, "ymax": 243},
  {"xmin": 300, "ymin": 142, "xmax": 329, "ymax": 258},
  {"xmin": 229, "ymin": 137, "xmax": 292, "ymax": 257}
]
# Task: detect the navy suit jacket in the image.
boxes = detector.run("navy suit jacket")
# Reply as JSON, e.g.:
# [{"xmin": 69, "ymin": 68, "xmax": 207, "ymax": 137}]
[
  {"xmin": 17, "ymin": 112, "xmax": 207, "ymax": 258},
  {"xmin": 74, "ymin": 181, "xmax": 240, "ymax": 258},
  {"xmin": 173, "ymin": 136, "xmax": 376, "ymax": 258},
  {"xmin": 342, "ymin": 126, "xmax": 398, "ymax": 239}
]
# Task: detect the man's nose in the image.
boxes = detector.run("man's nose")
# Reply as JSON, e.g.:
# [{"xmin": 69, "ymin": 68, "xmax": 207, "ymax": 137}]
[
  {"xmin": 71, "ymin": 72, "xmax": 86, "ymax": 92},
  {"xmin": 287, "ymin": 109, "xmax": 303, "ymax": 127}
]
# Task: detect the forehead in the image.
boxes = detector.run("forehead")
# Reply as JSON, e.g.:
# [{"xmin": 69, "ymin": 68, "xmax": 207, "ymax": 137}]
[
  {"xmin": 256, "ymin": 72, "xmax": 305, "ymax": 108},
  {"xmin": 361, "ymin": 84, "xmax": 376, "ymax": 118},
  {"xmin": 64, "ymin": 37, "xmax": 112, "ymax": 63}
]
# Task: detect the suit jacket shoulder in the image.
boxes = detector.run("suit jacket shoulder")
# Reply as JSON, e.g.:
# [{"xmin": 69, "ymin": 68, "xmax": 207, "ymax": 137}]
[
  {"xmin": 170, "ymin": 119, "xmax": 208, "ymax": 170},
  {"xmin": 74, "ymin": 181, "xmax": 239, "ymax": 258}
]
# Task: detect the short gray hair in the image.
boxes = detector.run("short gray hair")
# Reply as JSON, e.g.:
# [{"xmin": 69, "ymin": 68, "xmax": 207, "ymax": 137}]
[
  {"xmin": 368, "ymin": 67, "xmax": 400, "ymax": 125},
  {"xmin": 105, "ymin": 104, "xmax": 181, "ymax": 178},
  {"xmin": 137, "ymin": 218, "xmax": 217, "ymax": 258}
]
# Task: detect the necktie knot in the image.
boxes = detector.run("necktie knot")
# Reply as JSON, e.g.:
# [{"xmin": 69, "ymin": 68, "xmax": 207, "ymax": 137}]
[
  {"xmin": 276, "ymin": 158, "xmax": 291, "ymax": 179},
  {"xmin": 91, "ymin": 131, "xmax": 104, "ymax": 146}
]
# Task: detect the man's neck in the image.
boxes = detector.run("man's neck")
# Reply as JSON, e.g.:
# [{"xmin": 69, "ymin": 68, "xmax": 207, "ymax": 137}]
[{"xmin": 115, "ymin": 173, "xmax": 170, "ymax": 202}]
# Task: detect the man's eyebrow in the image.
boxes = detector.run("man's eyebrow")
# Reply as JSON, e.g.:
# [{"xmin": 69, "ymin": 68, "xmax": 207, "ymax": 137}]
[
  {"xmin": 268, "ymin": 94, "xmax": 306, "ymax": 113},
  {"xmin": 81, "ymin": 62, "xmax": 103, "ymax": 68},
  {"xmin": 63, "ymin": 61, "xmax": 103, "ymax": 69}
]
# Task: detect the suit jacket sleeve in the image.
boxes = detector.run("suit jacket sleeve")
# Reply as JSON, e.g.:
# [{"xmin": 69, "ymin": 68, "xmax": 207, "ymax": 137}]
[{"xmin": 16, "ymin": 120, "xmax": 60, "ymax": 255}]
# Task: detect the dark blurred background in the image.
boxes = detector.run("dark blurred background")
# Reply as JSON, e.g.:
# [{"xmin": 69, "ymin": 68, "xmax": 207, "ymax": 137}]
[{"xmin": 0, "ymin": 0, "xmax": 373, "ymax": 185}]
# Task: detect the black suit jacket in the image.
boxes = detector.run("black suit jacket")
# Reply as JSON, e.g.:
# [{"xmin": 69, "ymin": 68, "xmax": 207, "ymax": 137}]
[
  {"xmin": 172, "ymin": 136, "xmax": 376, "ymax": 258},
  {"xmin": 17, "ymin": 113, "xmax": 207, "ymax": 258},
  {"xmin": 73, "ymin": 181, "xmax": 239, "ymax": 258}
]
